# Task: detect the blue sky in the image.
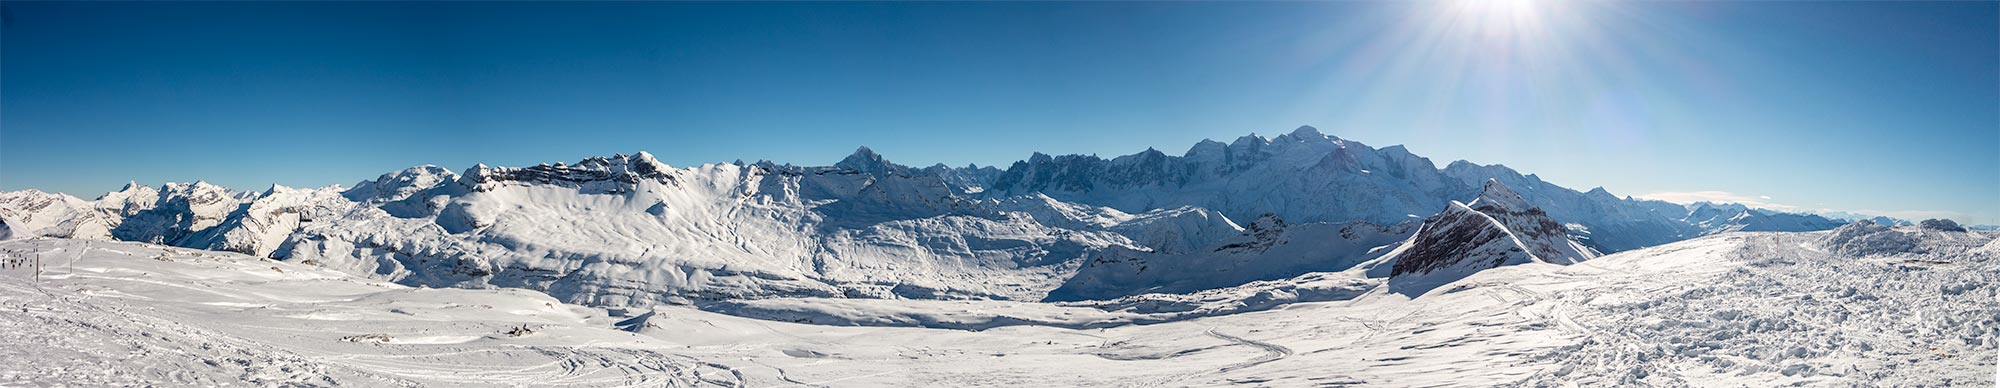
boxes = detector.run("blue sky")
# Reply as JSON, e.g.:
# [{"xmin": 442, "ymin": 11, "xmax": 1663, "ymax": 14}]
[{"xmin": 2, "ymin": 1, "xmax": 1995, "ymax": 223}]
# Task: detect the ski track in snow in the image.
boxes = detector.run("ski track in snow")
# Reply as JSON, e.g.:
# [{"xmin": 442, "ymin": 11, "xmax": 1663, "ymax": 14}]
[{"xmin": 1205, "ymin": 327, "xmax": 1293, "ymax": 373}]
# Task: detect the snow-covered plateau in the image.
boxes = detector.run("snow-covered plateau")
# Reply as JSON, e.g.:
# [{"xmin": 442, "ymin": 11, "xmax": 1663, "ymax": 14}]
[{"xmin": 0, "ymin": 127, "xmax": 1990, "ymax": 386}]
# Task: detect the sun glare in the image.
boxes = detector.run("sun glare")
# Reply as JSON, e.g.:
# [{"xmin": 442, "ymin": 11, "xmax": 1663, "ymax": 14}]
[{"xmin": 1446, "ymin": 0, "xmax": 1551, "ymax": 40}]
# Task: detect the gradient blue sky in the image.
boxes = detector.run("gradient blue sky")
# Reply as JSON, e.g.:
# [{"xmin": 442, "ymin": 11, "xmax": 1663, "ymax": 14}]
[{"xmin": 3, "ymin": 1, "xmax": 1995, "ymax": 223}]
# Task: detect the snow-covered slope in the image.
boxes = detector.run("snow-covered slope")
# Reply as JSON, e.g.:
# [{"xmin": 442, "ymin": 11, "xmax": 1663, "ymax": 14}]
[
  {"xmin": 983, "ymin": 193, "xmax": 1244, "ymax": 255},
  {"xmin": 1048, "ymin": 214, "xmax": 1414, "ymax": 301},
  {"xmin": 267, "ymin": 152, "xmax": 1167, "ymax": 306},
  {"xmin": 5, "ymin": 224, "xmax": 1990, "ymax": 387},
  {"xmin": 191, "ymin": 185, "xmax": 357, "ymax": 258},
  {"xmin": 14, "ymin": 152, "xmax": 1211, "ymax": 307},
  {"xmin": 110, "ymin": 181, "xmax": 260, "ymax": 245},
  {"xmin": 0, "ymin": 189, "xmax": 113, "ymax": 240}
]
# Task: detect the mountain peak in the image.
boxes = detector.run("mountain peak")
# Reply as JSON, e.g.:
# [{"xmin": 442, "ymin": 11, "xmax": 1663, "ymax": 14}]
[
  {"xmin": 1183, "ymin": 139, "xmax": 1229, "ymax": 160},
  {"xmin": 1470, "ymin": 179, "xmax": 1533, "ymax": 214},
  {"xmin": 1229, "ymin": 133, "xmax": 1268, "ymax": 148},
  {"xmin": 837, "ymin": 146, "xmax": 877, "ymax": 164},
  {"xmin": 1245, "ymin": 213, "xmax": 1287, "ymax": 236},
  {"xmin": 1289, "ymin": 125, "xmax": 1323, "ymax": 138},
  {"xmin": 633, "ymin": 151, "xmax": 661, "ymax": 166},
  {"xmin": 835, "ymin": 146, "xmax": 903, "ymax": 175}
]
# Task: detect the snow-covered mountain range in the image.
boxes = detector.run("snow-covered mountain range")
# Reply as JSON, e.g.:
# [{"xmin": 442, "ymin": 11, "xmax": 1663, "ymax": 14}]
[{"xmin": 0, "ymin": 127, "xmax": 1858, "ymax": 308}]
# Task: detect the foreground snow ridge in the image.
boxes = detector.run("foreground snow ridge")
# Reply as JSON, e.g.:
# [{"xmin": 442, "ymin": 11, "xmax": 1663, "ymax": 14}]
[{"xmin": 2, "ymin": 224, "xmax": 1992, "ymax": 386}]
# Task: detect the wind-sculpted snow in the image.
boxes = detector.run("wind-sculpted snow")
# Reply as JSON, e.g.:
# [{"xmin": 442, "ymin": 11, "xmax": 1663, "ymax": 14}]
[
  {"xmin": 1821, "ymin": 219, "xmax": 1992, "ymax": 258},
  {"xmin": 1507, "ymin": 229, "xmax": 1999, "ymax": 386}
]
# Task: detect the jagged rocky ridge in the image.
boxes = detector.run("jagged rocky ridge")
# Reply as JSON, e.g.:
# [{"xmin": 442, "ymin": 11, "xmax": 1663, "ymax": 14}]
[
  {"xmin": 0, "ymin": 127, "xmax": 1853, "ymax": 308},
  {"xmin": 988, "ymin": 126, "xmax": 1844, "ymax": 252},
  {"xmin": 1385, "ymin": 179, "xmax": 1601, "ymax": 295}
]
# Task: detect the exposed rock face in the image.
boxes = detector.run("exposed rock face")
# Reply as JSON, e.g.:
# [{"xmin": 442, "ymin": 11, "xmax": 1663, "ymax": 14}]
[
  {"xmin": 1390, "ymin": 202, "xmax": 1533, "ymax": 278},
  {"xmin": 462, "ymin": 152, "xmax": 676, "ymax": 193},
  {"xmin": 1462, "ymin": 180, "xmax": 1591, "ymax": 265},
  {"xmin": 1387, "ymin": 179, "xmax": 1599, "ymax": 295},
  {"xmin": 1215, "ymin": 214, "xmax": 1287, "ymax": 255}
]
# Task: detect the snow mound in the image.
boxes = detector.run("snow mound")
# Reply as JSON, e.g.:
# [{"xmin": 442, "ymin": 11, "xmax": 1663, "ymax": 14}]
[
  {"xmin": 1920, "ymin": 218, "xmax": 1967, "ymax": 232},
  {"xmin": 1822, "ymin": 220, "xmax": 1988, "ymax": 258}
]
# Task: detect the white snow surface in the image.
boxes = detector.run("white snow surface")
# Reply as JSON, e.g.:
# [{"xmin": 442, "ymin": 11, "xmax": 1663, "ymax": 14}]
[{"xmin": 2, "ymin": 225, "xmax": 1992, "ymax": 387}]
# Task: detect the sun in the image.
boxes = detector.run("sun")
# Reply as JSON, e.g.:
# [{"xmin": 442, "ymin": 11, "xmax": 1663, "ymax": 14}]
[{"xmin": 1443, "ymin": 0, "xmax": 1553, "ymax": 40}]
